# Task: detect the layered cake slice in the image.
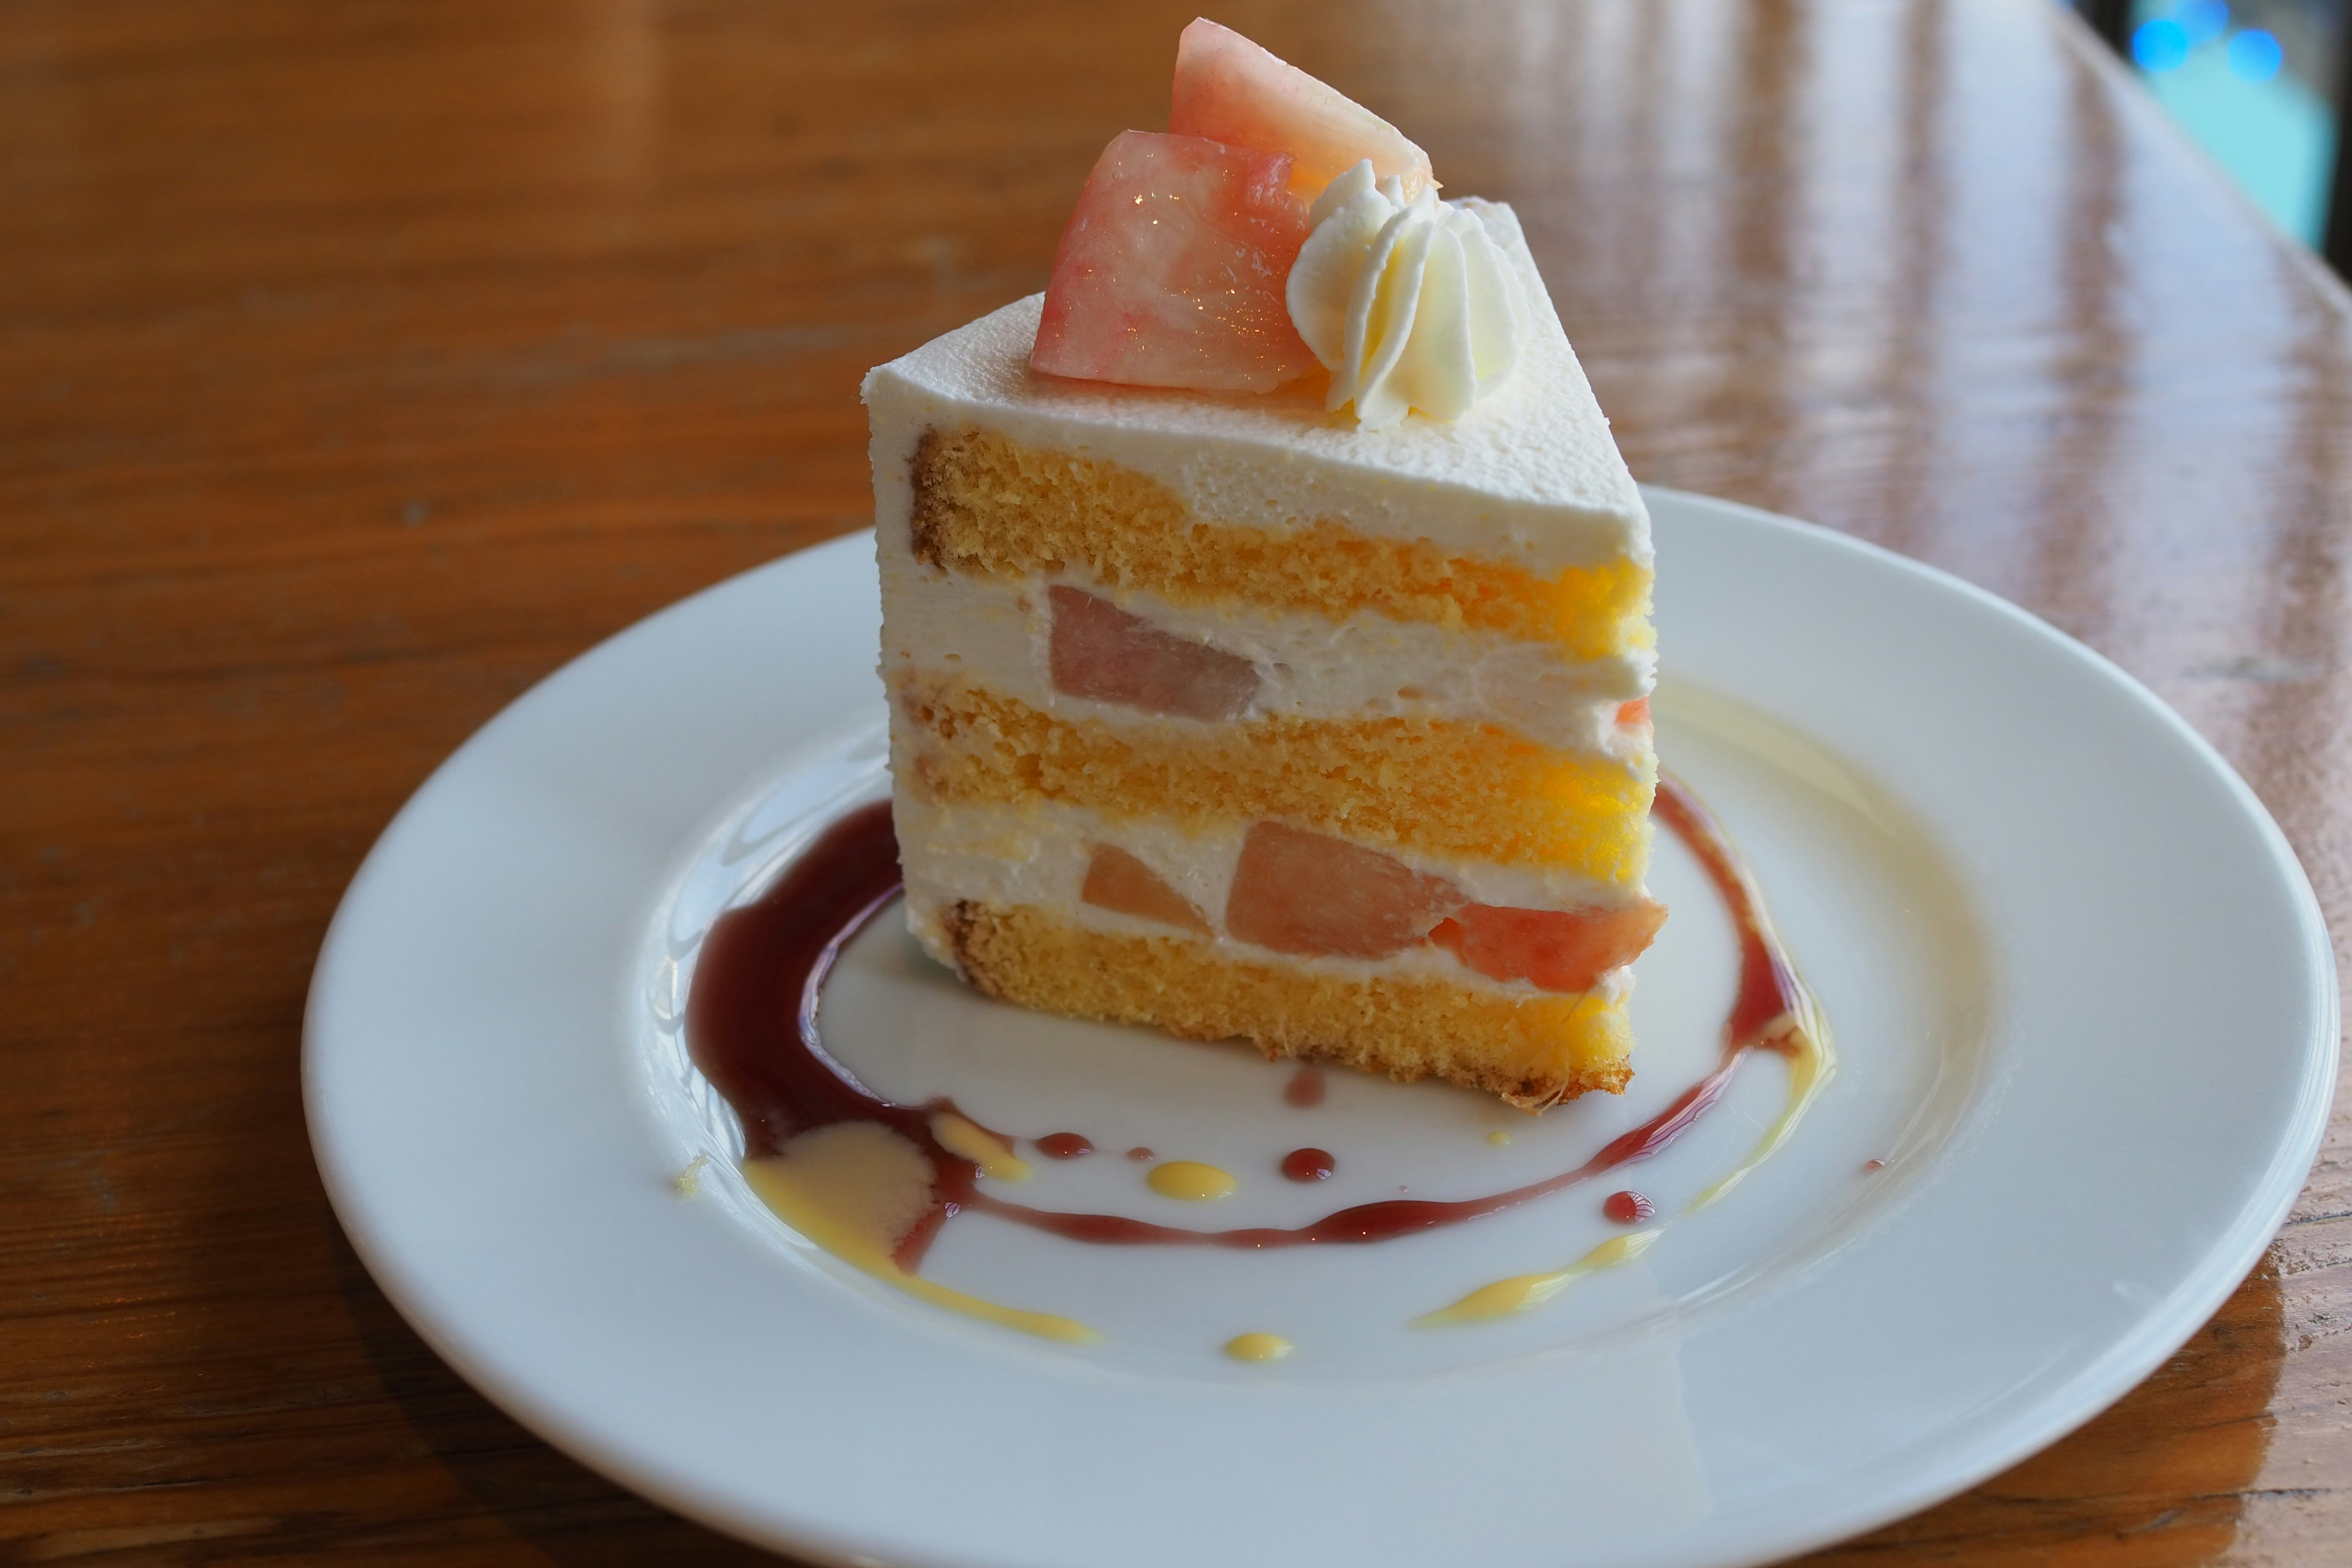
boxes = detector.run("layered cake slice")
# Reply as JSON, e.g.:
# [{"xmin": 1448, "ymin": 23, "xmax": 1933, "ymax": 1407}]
[{"xmin": 861, "ymin": 21, "xmax": 1662, "ymax": 1107}]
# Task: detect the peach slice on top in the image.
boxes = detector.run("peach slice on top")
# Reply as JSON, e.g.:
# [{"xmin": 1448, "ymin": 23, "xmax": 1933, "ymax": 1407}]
[
  {"xmin": 1170, "ymin": 18, "xmax": 1434, "ymax": 204},
  {"xmin": 1030, "ymin": 130, "xmax": 1316, "ymax": 394}
]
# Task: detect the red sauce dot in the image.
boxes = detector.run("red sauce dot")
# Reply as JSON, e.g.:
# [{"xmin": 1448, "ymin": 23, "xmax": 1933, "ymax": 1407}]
[
  {"xmin": 1035, "ymin": 1133, "xmax": 1093, "ymax": 1159},
  {"xmin": 1602, "ymin": 1189, "xmax": 1654, "ymax": 1224},
  {"xmin": 1283, "ymin": 1064, "xmax": 1325, "ymax": 1107},
  {"xmin": 1125, "ymin": 1146, "xmax": 1155, "ymax": 1162},
  {"xmin": 1280, "ymin": 1147, "xmax": 1335, "ymax": 1182},
  {"xmin": 1863, "ymin": 1158, "xmax": 1886, "ymax": 1173}
]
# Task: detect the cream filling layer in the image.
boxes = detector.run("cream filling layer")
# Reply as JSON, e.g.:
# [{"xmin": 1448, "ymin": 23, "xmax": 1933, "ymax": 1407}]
[
  {"xmin": 880, "ymin": 550, "xmax": 1651, "ymax": 755},
  {"xmin": 893, "ymin": 794, "xmax": 1639, "ymax": 1005}
]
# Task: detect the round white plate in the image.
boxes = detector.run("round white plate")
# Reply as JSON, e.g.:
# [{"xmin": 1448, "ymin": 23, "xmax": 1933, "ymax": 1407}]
[{"xmin": 306, "ymin": 488, "xmax": 2335, "ymax": 1568}]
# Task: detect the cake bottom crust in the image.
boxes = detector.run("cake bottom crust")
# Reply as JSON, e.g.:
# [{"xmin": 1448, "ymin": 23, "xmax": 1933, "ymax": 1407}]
[{"xmin": 937, "ymin": 900, "xmax": 1632, "ymax": 1109}]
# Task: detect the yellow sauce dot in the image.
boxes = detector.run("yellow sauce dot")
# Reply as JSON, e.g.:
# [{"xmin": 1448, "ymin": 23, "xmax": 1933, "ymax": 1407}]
[
  {"xmin": 1485, "ymin": 1130, "xmax": 1512, "ymax": 1147},
  {"xmin": 1224, "ymin": 1332, "xmax": 1293, "ymax": 1362},
  {"xmin": 1147, "ymin": 1160, "xmax": 1237, "ymax": 1200}
]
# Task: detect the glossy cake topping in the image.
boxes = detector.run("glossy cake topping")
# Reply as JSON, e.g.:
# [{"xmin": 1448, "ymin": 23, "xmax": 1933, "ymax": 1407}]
[
  {"xmin": 1170, "ymin": 18, "xmax": 1432, "ymax": 202},
  {"xmin": 1030, "ymin": 19, "xmax": 1525, "ymax": 424},
  {"xmin": 1029, "ymin": 129, "xmax": 1314, "ymax": 394}
]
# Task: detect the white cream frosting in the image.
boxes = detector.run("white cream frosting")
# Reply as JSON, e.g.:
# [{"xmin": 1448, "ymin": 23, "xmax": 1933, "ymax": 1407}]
[
  {"xmin": 861, "ymin": 200, "xmax": 1649, "ymax": 578},
  {"xmin": 878, "ymin": 549, "xmax": 1649, "ymax": 755},
  {"xmin": 1287, "ymin": 162, "xmax": 1528, "ymax": 428},
  {"xmin": 892, "ymin": 794, "xmax": 1638, "ymax": 1001}
]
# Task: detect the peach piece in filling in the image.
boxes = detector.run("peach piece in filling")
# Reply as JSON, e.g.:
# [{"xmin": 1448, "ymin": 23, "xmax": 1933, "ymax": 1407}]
[
  {"xmin": 1430, "ymin": 900, "xmax": 1667, "ymax": 993},
  {"xmin": 1221, "ymin": 820, "xmax": 1667, "ymax": 990},
  {"xmin": 1080, "ymin": 844, "xmax": 1213, "ymax": 936},
  {"xmin": 1048, "ymin": 586, "xmax": 1260, "ymax": 722},
  {"xmin": 1225, "ymin": 821, "xmax": 1464, "ymax": 959}
]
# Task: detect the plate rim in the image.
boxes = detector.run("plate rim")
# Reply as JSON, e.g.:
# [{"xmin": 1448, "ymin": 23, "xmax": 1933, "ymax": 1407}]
[{"xmin": 304, "ymin": 487, "xmax": 2339, "ymax": 1568}]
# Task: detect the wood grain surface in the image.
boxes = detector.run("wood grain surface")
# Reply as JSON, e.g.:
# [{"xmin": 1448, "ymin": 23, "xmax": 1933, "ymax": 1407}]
[{"xmin": 4, "ymin": 0, "xmax": 2347, "ymax": 1562}]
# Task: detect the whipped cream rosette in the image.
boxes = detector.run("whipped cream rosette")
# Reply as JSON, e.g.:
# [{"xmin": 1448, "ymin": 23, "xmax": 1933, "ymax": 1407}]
[{"xmin": 1287, "ymin": 160, "xmax": 1529, "ymax": 426}]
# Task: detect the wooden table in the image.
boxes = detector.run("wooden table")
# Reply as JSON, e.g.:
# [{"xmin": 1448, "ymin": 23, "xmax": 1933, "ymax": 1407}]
[{"xmin": 5, "ymin": 0, "xmax": 2346, "ymax": 1561}]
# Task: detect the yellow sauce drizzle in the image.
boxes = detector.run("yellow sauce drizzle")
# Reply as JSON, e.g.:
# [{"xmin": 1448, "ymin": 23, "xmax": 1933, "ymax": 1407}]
[
  {"xmin": 1224, "ymin": 1332, "xmax": 1294, "ymax": 1362},
  {"xmin": 1417, "ymin": 1008, "xmax": 1833, "ymax": 1329},
  {"xmin": 671, "ymin": 1153, "xmax": 712, "ymax": 1196},
  {"xmin": 1417, "ymin": 1229, "xmax": 1661, "ymax": 1326},
  {"xmin": 1485, "ymin": 1130, "xmax": 1512, "ymax": 1147},
  {"xmin": 1687, "ymin": 1014, "xmax": 1834, "ymax": 1212},
  {"xmin": 743, "ymin": 1123, "xmax": 1098, "ymax": 1344},
  {"xmin": 928, "ymin": 1110, "xmax": 1033, "ymax": 1183},
  {"xmin": 1147, "ymin": 1160, "xmax": 1237, "ymax": 1200}
]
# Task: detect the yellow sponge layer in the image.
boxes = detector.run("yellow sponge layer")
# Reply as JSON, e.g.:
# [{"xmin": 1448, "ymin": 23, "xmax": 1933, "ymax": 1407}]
[
  {"xmin": 901, "ymin": 677, "xmax": 1654, "ymax": 884},
  {"xmin": 941, "ymin": 900, "xmax": 1631, "ymax": 1106},
  {"xmin": 910, "ymin": 426, "xmax": 1652, "ymax": 662}
]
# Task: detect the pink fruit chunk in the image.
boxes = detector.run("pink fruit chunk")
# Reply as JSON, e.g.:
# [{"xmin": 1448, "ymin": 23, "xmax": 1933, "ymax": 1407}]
[
  {"xmin": 1170, "ymin": 18, "xmax": 1434, "ymax": 203},
  {"xmin": 1031, "ymin": 130, "xmax": 1316, "ymax": 394},
  {"xmin": 1081, "ymin": 845, "xmax": 1213, "ymax": 936},
  {"xmin": 1226, "ymin": 821, "xmax": 1464, "ymax": 959},
  {"xmin": 1429, "ymin": 899, "xmax": 1669, "ymax": 994},
  {"xmin": 1049, "ymin": 586, "xmax": 1261, "ymax": 721}
]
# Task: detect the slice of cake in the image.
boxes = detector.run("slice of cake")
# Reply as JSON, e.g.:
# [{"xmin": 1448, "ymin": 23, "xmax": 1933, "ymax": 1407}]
[{"xmin": 861, "ymin": 21, "xmax": 1662, "ymax": 1107}]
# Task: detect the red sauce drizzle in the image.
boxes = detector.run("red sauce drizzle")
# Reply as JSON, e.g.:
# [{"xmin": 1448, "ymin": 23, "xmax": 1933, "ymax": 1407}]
[
  {"xmin": 1652, "ymin": 775, "xmax": 1798, "ymax": 1052},
  {"xmin": 1602, "ymin": 1189, "xmax": 1654, "ymax": 1224},
  {"xmin": 1036, "ymin": 1133, "xmax": 1093, "ymax": 1159},
  {"xmin": 1283, "ymin": 1063, "xmax": 1326, "ymax": 1107},
  {"xmin": 1125, "ymin": 1146, "xmax": 1155, "ymax": 1162},
  {"xmin": 682, "ymin": 800, "xmax": 970, "ymax": 1267},
  {"xmin": 687, "ymin": 775, "xmax": 1806, "ymax": 1261},
  {"xmin": 1281, "ymin": 1147, "xmax": 1336, "ymax": 1182}
]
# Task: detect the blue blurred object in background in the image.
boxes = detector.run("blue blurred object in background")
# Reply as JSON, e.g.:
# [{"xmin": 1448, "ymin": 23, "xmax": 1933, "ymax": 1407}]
[
  {"xmin": 2178, "ymin": 0, "xmax": 2235, "ymax": 44},
  {"xmin": 2228, "ymin": 27, "xmax": 2286, "ymax": 78},
  {"xmin": 2133, "ymin": 16, "xmax": 2193, "ymax": 69},
  {"xmin": 2079, "ymin": 0, "xmax": 2345, "ymax": 257}
]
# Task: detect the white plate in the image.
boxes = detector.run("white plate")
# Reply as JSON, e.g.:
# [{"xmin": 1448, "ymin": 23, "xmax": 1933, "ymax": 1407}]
[{"xmin": 305, "ymin": 488, "xmax": 2335, "ymax": 1568}]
